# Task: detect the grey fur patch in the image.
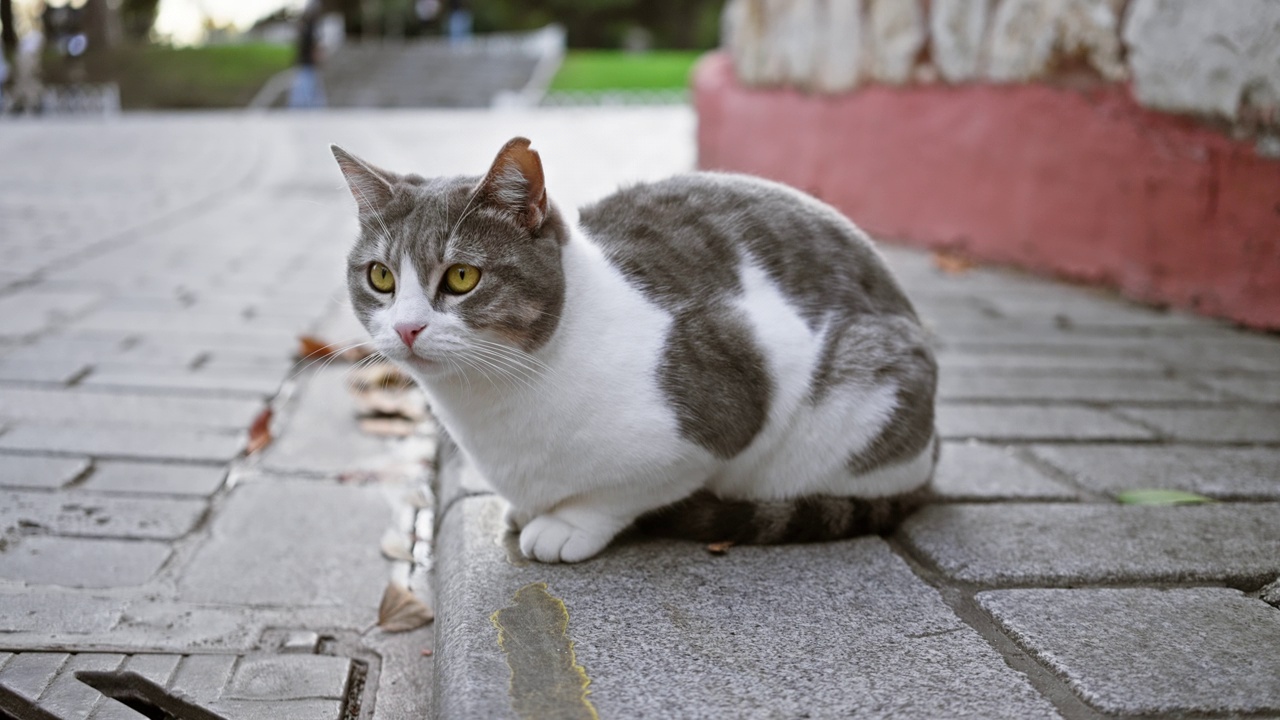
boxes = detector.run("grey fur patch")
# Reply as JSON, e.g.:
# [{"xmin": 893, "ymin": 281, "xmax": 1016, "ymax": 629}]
[
  {"xmin": 636, "ymin": 487, "xmax": 933, "ymax": 544},
  {"xmin": 341, "ymin": 157, "xmax": 569, "ymax": 353},
  {"xmin": 579, "ymin": 172, "xmax": 933, "ymax": 463}
]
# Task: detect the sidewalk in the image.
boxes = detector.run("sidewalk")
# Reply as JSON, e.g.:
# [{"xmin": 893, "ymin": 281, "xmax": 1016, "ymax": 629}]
[{"xmin": 1, "ymin": 107, "xmax": 1278, "ymax": 719}]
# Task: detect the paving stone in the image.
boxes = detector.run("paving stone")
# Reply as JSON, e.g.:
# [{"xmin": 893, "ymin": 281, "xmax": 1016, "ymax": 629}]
[
  {"xmin": 936, "ymin": 350, "xmax": 1165, "ymax": 372},
  {"xmin": 1198, "ymin": 375, "xmax": 1280, "ymax": 402},
  {"xmin": 932, "ymin": 441, "xmax": 1078, "ymax": 500},
  {"xmin": 1115, "ymin": 407, "xmax": 1280, "ymax": 442},
  {"xmin": 0, "ymin": 387, "xmax": 263, "ymax": 430},
  {"xmin": 0, "ymin": 425, "xmax": 244, "ymax": 463},
  {"xmin": 80, "ymin": 461, "xmax": 227, "ymax": 497},
  {"xmin": 0, "ymin": 356, "xmax": 90, "ymax": 384},
  {"xmin": 88, "ymin": 698, "xmax": 152, "ymax": 720},
  {"xmin": 177, "ymin": 478, "xmax": 391, "ymax": 607},
  {"xmin": 261, "ymin": 367, "xmax": 399, "ymax": 476},
  {"xmin": 0, "ymin": 591, "xmax": 125, "ymax": 633},
  {"xmin": 0, "ymin": 490, "xmax": 206, "ymax": 540},
  {"xmin": 118, "ymin": 653, "xmax": 182, "ymax": 686},
  {"xmin": 938, "ymin": 371, "xmax": 1219, "ymax": 402},
  {"xmin": 0, "ymin": 454, "xmax": 90, "ymax": 490},
  {"xmin": 1030, "ymin": 444, "xmax": 1280, "ymax": 499},
  {"xmin": 81, "ymin": 367, "xmax": 282, "ymax": 397},
  {"xmin": 1262, "ymin": 577, "xmax": 1280, "ymax": 607},
  {"xmin": 937, "ymin": 404, "xmax": 1155, "ymax": 441},
  {"xmin": 208, "ymin": 698, "xmax": 347, "ymax": 720},
  {"xmin": 38, "ymin": 653, "xmax": 126, "ymax": 719},
  {"xmin": 0, "ymin": 536, "xmax": 170, "ymax": 588},
  {"xmin": 168, "ymin": 654, "xmax": 236, "ymax": 706},
  {"xmin": 225, "ymin": 656, "xmax": 352, "ymax": 701},
  {"xmin": 0, "ymin": 291, "xmax": 101, "ymax": 336},
  {"xmin": 902, "ymin": 503, "xmax": 1280, "ymax": 585},
  {"xmin": 0, "ymin": 652, "xmax": 68, "ymax": 703},
  {"xmin": 977, "ymin": 588, "xmax": 1280, "ymax": 715},
  {"xmin": 434, "ymin": 494, "xmax": 1059, "ymax": 720}
]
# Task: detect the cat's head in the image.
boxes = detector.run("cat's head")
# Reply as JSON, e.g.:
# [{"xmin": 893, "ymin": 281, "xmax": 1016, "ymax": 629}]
[{"xmin": 333, "ymin": 137, "xmax": 567, "ymax": 380}]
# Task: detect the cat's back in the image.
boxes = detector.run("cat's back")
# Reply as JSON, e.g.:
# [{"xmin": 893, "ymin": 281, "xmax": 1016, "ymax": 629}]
[{"xmin": 577, "ymin": 171, "xmax": 917, "ymax": 323}]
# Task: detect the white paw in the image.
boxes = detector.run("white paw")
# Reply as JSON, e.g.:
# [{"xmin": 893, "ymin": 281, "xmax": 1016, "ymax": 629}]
[
  {"xmin": 518, "ymin": 514, "xmax": 613, "ymax": 563},
  {"xmin": 503, "ymin": 505, "xmax": 532, "ymax": 532}
]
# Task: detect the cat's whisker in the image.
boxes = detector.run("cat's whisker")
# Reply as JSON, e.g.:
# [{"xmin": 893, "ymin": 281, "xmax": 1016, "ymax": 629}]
[
  {"xmin": 453, "ymin": 352, "xmax": 502, "ymax": 389},
  {"xmin": 467, "ymin": 339, "xmax": 554, "ymax": 375},
  {"xmin": 286, "ymin": 340, "xmax": 377, "ymax": 382},
  {"xmin": 466, "ymin": 347, "xmax": 546, "ymax": 385},
  {"xmin": 448, "ymin": 187, "xmax": 483, "ymax": 241}
]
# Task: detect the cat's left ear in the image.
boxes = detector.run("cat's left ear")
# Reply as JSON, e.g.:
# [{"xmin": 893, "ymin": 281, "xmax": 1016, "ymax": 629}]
[
  {"xmin": 478, "ymin": 137, "xmax": 548, "ymax": 232},
  {"xmin": 331, "ymin": 145, "xmax": 396, "ymax": 213}
]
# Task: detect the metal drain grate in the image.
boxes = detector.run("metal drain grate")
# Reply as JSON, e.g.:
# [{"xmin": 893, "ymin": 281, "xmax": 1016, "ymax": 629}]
[{"xmin": 0, "ymin": 651, "xmax": 364, "ymax": 719}]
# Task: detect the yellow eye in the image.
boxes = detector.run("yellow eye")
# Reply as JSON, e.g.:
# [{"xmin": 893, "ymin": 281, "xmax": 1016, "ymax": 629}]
[
  {"xmin": 368, "ymin": 262, "xmax": 395, "ymax": 293},
  {"xmin": 443, "ymin": 264, "xmax": 481, "ymax": 294}
]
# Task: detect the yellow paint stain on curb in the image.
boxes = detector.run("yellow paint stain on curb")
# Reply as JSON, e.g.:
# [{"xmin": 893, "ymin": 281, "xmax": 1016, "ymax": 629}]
[{"xmin": 491, "ymin": 582, "xmax": 599, "ymax": 720}]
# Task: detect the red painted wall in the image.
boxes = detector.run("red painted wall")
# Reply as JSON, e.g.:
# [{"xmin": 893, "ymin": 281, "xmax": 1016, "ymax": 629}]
[{"xmin": 694, "ymin": 52, "xmax": 1280, "ymax": 330}]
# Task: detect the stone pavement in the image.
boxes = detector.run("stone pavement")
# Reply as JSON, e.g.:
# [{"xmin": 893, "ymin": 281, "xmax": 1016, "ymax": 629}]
[{"xmin": 2, "ymin": 106, "xmax": 1279, "ymax": 720}]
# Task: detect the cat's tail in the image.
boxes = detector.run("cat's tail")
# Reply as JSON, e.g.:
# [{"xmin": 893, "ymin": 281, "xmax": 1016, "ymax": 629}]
[{"xmin": 634, "ymin": 486, "xmax": 933, "ymax": 545}]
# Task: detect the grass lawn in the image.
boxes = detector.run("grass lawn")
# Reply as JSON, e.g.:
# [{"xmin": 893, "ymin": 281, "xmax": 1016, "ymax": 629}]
[
  {"xmin": 549, "ymin": 50, "xmax": 704, "ymax": 92},
  {"xmin": 102, "ymin": 43, "xmax": 293, "ymax": 109}
]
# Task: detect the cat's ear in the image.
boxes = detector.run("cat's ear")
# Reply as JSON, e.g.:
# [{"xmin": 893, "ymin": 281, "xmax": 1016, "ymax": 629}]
[
  {"xmin": 478, "ymin": 137, "xmax": 548, "ymax": 231},
  {"xmin": 331, "ymin": 145, "xmax": 395, "ymax": 213}
]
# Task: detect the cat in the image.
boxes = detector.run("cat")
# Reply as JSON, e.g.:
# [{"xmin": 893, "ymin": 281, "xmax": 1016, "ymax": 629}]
[{"xmin": 333, "ymin": 137, "xmax": 937, "ymax": 563}]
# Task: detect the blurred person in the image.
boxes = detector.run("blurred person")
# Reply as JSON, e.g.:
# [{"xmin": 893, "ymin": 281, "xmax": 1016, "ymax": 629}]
[
  {"xmin": 12, "ymin": 27, "xmax": 42, "ymax": 113},
  {"xmin": 446, "ymin": 0, "xmax": 469, "ymax": 45},
  {"xmin": 288, "ymin": 0, "xmax": 326, "ymax": 109}
]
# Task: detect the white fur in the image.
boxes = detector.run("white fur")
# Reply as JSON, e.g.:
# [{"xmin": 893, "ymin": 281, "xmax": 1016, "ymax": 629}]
[{"xmin": 366, "ymin": 221, "xmax": 932, "ymax": 564}]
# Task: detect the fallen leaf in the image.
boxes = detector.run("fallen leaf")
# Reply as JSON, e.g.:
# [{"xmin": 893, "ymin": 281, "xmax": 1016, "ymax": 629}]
[
  {"xmin": 380, "ymin": 528, "xmax": 414, "ymax": 562},
  {"xmin": 1115, "ymin": 489, "xmax": 1215, "ymax": 505},
  {"xmin": 353, "ymin": 388, "xmax": 427, "ymax": 421},
  {"xmin": 932, "ymin": 251, "xmax": 975, "ymax": 275},
  {"xmin": 706, "ymin": 540, "xmax": 734, "ymax": 555},
  {"xmin": 359, "ymin": 417, "xmax": 417, "ymax": 437},
  {"xmin": 297, "ymin": 335, "xmax": 374, "ymax": 363},
  {"xmin": 421, "ymin": 649, "xmax": 434, "ymax": 657},
  {"xmin": 378, "ymin": 582, "xmax": 434, "ymax": 632},
  {"xmin": 245, "ymin": 407, "xmax": 273, "ymax": 455}
]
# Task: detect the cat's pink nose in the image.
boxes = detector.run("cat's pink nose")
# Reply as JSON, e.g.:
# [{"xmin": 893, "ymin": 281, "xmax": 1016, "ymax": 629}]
[{"xmin": 395, "ymin": 323, "xmax": 426, "ymax": 348}]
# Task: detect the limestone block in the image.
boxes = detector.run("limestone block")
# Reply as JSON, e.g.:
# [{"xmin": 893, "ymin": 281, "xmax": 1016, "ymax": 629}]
[
  {"xmin": 1124, "ymin": 0, "xmax": 1280, "ymax": 122},
  {"xmin": 813, "ymin": 0, "xmax": 865, "ymax": 92},
  {"xmin": 985, "ymin": 0, "xmax": 1065, "ymax": 81},
  {"xmin": 1057, "ymin": 0, "xmax": 1127, "ymax": 81},
  {"xmin": 867, "ymin": 0, "xmax": 926, "ymax": 84},
  {"xmin": 931, "ymin": 0, "xmax": 991, "ymax": 82}
]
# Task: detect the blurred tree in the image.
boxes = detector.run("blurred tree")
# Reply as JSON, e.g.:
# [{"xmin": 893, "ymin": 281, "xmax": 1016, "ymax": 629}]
[
  {"xmin": 2, "ymin": 0, "xmax": 16, "ymax": 62},
  {"xmin": 120, "ymin": 0, "xmax": 159, "ymax": 41},
  {"xmin": 470, "ymin": 0, "xmax": 723, "ymax": 49}
]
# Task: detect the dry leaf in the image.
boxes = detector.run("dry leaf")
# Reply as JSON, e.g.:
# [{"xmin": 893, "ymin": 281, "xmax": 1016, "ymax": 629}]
[
  {"xmin": 297, "ymin": 335, "xmax": 374, "ymax": 363},
  {"xmin": 706, "ymin": 540, "xmax": 734, "ymax": 555},
  {"xmin": 380, "ymin": 528, "xmax": 414, "ymax": 561},
  {"xmin": 378, "ymin": 582, "xmax": 434, "ymax": 632},
  {"xmin": 245, "ymin": 407, "xmax": 273, "ymax": 455},
  {"xmin": 420, "ymin": 649, "xmax": 433, "ymax": 657},
  {"xmin": 932, "ymin": 251, "xmax": 975, "ymax": 275},
  {"xmin": 359, "ymin": 418, "xmax": 417, "ymax": 437},
  {"xmin": 353, "ymin": 389, "xmax": 426, "ymax": 421}
]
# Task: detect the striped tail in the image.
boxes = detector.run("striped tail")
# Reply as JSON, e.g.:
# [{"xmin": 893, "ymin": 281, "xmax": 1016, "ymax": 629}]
[{"xmin": 635, "ymin": 487, "xmax": 933, "ymax": 545}]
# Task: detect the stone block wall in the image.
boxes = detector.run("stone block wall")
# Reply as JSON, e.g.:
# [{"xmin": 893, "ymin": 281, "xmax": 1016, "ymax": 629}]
[{"xmin": 722, "ymin": 0, "xmax": 1280, "ymax": 136}]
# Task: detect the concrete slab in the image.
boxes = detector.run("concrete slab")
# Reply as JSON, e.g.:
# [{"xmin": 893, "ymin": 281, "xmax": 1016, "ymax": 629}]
[
  {"xmin": 932, "ymin": 442, "xmax": 1078, "ymax": 501},
  {"xmin": 37, "ymin": 652, "xmax": 126, "ymax": 718},
  {"xmin": 0, "ymin": 536, "xmax": 170, "ymax": 588},
  {"xmin": 0, "ymin": 490, "xmax": 206, "ymax": 540},
  {"xmin": 225, "ymin": 656, "xmax": 352, "ymax": 701},
  {"xmin": 937, "ymin": 404, "xmax": 1155, "ymax": 441},
  {"xmin": 1029, "ymin": 444, "xmax": 1280, "ymax": 499},
  {"xmin": 0, "ymin": 455, "xmax": 90, "ymax": 490},
  {"xmin": 938, "ymin": 372, "xmax": 1221, "ymax": 403},
  {"xmin": 434, "ymin": 495, "xmax": 1059, "ymax": 720},
  {"xmin": 977, "ymin": 588, "xmax": 1280, "ymax": 715},
  {"xmin": 0, "ymin": 591, "xmax": 124, "ymax": 634},
  {"xmin": 902, "ymin": 503, "xmax": 1280, "ymax": 585},
  {"xmin": 81, "ymin": 367, "xmax": 282, "ymax": 397},
  {"xmin": 0, "ymin": 356, "xmax": 90, "ymax": 384},
  {"xmin": 177, "ymin": 478, "xmax": 392, "ymax": 607},
  {"xmin": 0, "ymin": 387, "xmax": 263, "ymax": 431}
]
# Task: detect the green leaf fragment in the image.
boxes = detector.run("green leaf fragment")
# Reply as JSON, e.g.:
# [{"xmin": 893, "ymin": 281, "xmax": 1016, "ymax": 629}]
[{"xmin": 1114, "ymin": 489, "xmax": 1215, "ymax": 505}]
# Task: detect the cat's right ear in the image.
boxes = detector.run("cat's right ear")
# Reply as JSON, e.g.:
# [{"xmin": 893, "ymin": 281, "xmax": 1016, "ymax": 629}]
[{"xmin": 331, "ymin": 145, "xmax": 395, "ymax": 213}]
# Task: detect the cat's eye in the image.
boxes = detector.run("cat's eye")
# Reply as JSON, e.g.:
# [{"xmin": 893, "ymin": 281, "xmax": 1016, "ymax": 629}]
[
  {"xmin": 442, "ymin": 264, "xmax": 481, "ymax": 294},
  {"xmin": 368, "ymin": 262, "xmax": 395, "ymax": 293}
]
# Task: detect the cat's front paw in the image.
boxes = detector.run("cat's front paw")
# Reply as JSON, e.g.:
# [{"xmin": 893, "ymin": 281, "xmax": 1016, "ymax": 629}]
[
  {"xmin": 503, "ymin": 505, "xmax": 533, "ymax": 532},
  {"xmin": 519, "ymin": 514, "xmax": 613, "ymax": 563}
]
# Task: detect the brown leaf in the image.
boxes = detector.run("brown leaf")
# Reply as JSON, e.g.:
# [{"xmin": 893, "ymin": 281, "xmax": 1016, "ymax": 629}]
[
  {"xmin": 420, "ymin": 648, "xmax": 434, "ymax": 657},
  {"xmin": 932, "ymin": 251, "xmax": 975, "ymax": 275},
  {"xmin": 378, "ymin": 582, "xmax": 433, "ymax": 632},
  {"xmin": 245, "ymin": 407, "xmax": 273, "ymax": 455},
  {"xmin": 706, "ymin": 540, "xmax": 734, "ymax": 555},
  {"xmin": 359, "ymin": 417, "xmax": 417, "ymax": 437},
  {"xmin": 297, "ymin": 335, "xmax": 336, "ymax": 361}
]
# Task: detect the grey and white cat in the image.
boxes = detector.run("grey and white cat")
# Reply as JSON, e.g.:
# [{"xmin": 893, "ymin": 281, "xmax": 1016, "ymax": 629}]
[{"xmin": 333, "ymin": 137, "xmax": 937, "ymax": 563}]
